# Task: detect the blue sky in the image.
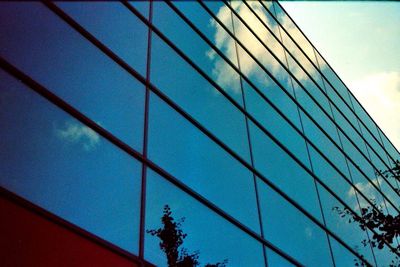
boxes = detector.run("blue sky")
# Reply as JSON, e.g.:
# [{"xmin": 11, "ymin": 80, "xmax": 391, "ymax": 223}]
[{"xmin": 281, "ymin": 2, "xmax": 400, "ymax": 151}]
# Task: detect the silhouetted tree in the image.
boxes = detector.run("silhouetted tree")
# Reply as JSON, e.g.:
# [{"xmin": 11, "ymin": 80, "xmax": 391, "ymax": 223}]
[
  {"xmin": 147, "ymin": 205, "xmax": 228, "ymax": 267},
  {"xmin": 334, "ymin": 160, "xmax": 400, "ymax": 266}
]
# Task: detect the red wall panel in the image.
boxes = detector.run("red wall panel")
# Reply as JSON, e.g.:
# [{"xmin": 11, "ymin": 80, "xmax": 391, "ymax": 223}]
[{"xmin": 0, "ymin": 194, "xmax": 141, "ymax": 267}]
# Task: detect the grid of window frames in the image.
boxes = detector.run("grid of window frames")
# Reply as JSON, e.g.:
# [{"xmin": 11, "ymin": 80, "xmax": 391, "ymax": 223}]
[{"xmin": 1, "ymin": 1, "xmax": 399, "ymax": 266}]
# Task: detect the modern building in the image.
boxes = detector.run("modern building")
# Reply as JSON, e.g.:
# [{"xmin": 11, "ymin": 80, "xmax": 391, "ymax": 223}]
[{"xmin": 1, "ymin": 1, "xmax": 399, "ymax": 266}]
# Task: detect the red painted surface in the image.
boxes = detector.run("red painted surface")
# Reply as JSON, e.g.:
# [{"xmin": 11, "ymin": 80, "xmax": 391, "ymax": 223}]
[{"xmin": 0, "ymin": 194, "xmax": 140, "ymax": 267}]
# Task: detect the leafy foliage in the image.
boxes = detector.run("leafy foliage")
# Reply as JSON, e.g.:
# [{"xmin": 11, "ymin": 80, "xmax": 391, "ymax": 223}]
[
  {"xmin": 147, "ymin": 205, "xmax": 228, "ymax": 267},
  {"xmin": 333, "ymin": 161, "xmax": 400, "ymax": 266}
]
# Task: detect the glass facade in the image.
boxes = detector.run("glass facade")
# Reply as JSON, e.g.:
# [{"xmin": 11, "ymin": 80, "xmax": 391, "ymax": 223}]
[{"xmin": 1, "ymin": 1, "xmax": 399, "ymax": 266}]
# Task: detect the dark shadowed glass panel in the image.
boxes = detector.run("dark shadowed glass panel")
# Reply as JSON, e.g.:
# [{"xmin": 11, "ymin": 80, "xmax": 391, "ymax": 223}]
[
  {"xmin": 144, "ymin": 169, "xmax": 265, "ymax": 267},
  {"xmin": 0, "ymin": 69, "xmax": 141, "ymax": 253},
  {"xmin": 257, "ymin": 179, "xmax": 333, "ymax": 266},
  {"xmin": 150, "ymin": 33, "xmax": 251, "ymax": 163},
  {"xmin": 148, "ymin": 93, "xmax": 260, "ymax": 233},
  {"xmin": 57, "ymin": 2, "xmax": 148, "ymax": 76},
  {"xmin": 0, "ymin": 2, "xmax": 145, "ymax": 151}
]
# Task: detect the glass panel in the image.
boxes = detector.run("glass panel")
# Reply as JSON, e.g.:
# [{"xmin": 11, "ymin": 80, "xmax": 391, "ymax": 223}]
[
  {"xmin": 153, "ymin": 2, "xmax": 244, "ymax": 106},
  {"xmin": 0, "ymin": 69, "xmax": 141, "ymax": 253},
  {"xmin": 249, "ymin": 121, "xmax": 322, "ymax": 221},
  {"xmin": 318, "ymin": 184, "xmax": 376, "ymax": 265},
  {"xmin": 330, "ymin": 237, "xmax": 367, "ymax": 267},
  {"xmin": 0, "ymin": 2, "xmax": 145, "ymax": 151},
  {"xmin": 258, "ymin": 179, "xmax": 333, "ymax": 266},
  {"xmin": 314, "ymin": 50, "xmax": 354, "ymax": 109},
  {"xmin": 203, "ymin": 1, "xmax": 294, "ymax": 99},
  {"xmin": 150, "ymin": 33, "xmax": 251, "ymax": 163},
  {"xmin": 145, "ymin": 169, "xmax": 265, "ymax": 266},
  {"xmin": 331, "ymin": 104, "xmax": 368, "ymax": 157},
  {"xmin": 271, "ymin": 2, "xmax": 317, "ymax": 66},
  {"xmin": 243, "ymin": 82, "xmax": 310, "ymax": 167},
  {"xmin": 129, "ymin": 1, "xmax": 149, "ymax": 19},
  {"xmin": 148, "ymin": 93, "xmax": 260, "ymax": 233},
  {"xmin": 300, "ymin": 110, "xmax": 348, "ymax": 176},
  {"xmin": 57, "ymin": 2, "xmax": 148, "ymax": 76},
  {"xmin": 308, "ymin": 145, "xmax": 359, "ymax": 216},
  {"xmin": 265, "ymin": 248, "xmax": 295, "ymax": 267}
]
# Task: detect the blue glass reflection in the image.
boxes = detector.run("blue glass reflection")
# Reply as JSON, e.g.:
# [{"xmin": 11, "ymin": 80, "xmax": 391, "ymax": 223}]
[{"xmin": 0, "ymin": 69, "xmax": 141, "ymax": 253}]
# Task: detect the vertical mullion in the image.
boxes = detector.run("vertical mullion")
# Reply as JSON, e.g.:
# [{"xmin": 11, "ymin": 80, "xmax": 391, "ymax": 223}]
[
  {"xmin": 229, "ymin": 3, "xmax": 268, "ymax": 266},
  {"xmin": 314, "ymin": 48, "xmax": 378, "ymax": 267},
  {"xmin": 271, "ymin": 3, "xmax": 336, "ymax": 266},
  {"xmin": 139, "ymin": 0, "xmax": 153, "ymax": 262}
]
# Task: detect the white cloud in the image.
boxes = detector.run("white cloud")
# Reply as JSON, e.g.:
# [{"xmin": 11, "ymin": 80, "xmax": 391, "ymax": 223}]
[
  {"xmin": 207, "ymin": 2, "xmax": 322, "ymax": 93},
  {"xmin": 347, "ymin": 177, "xmax": 386, "ymax": 211},
  {"xmin": 55, "ymin": 121, "xmax": 100, "ymax": 151},
  {"xmin": 348, "ymin": 72, "xmax": 400, "ymax": 151}
]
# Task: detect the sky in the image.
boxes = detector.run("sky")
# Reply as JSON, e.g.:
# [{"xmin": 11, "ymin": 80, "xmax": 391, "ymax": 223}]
[{"xmin": 281, "ymin": 2, "xmax": 400, "ymax": 151}]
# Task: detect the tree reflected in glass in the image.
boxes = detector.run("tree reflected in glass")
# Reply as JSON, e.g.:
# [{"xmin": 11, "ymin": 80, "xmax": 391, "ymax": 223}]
[
  {"xmin": 334, "ymin": 160, "xmax": 400, "ymax": 266},
  {"xmin": 147, "ymin": 205, "xmax": 228, "ymax": 267}
]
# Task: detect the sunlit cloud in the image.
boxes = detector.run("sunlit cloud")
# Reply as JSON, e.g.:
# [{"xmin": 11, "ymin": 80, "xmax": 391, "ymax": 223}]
[
  {"xmin": 348, "ymin": 72, "xmax": 400, "ymax": 151},
  {"xmin": 347, "ymin": 177, "xmax": 386, "ymax": 211},
  {"xmin": 55, "ymin": 120, "xmax": 100, "ymax": 151},
  {"xmin": 207, "ymin": 2, "xmax": 322, "ymax": 93}
]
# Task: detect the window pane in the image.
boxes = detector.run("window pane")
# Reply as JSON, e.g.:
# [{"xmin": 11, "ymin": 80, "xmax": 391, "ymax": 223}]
[
  {"xmin": 0, "ymin": 2, "xmax": 145, "ymax": 151},
  {"xmin": 145, "ymin": 169, "xmax": 265, "ymax": 266},
  {"xmin": 155, "ymin": 2, "xmax": 244, "ymax": 106},
  {"xmin": 258, "ymin": 179, "xmax": 333, "ymax": 266},
  {"xmin": 57, "ymin": 2, "xmax": 148, "ymax": 76},
  {"xmin": 150, "ymin": 33, "xmax": 251, "ymax": 163},
  {"xmin": 0, "ymin": 69, "xmax": 141, "ymax": 253},
  {"xmin": 148, "ymin": 93, "xmax": 260, "ymax": 232},
  {"xmin": 265, "ymin": 248, "xmax": 295, "ymax": 267},
  {"xmin": 318, "ymin": 185, "xmax": 376, "ymax": 265},
  {"xmin": 249, "ymin": 121, "xmax": 322, "ymax": 220}
]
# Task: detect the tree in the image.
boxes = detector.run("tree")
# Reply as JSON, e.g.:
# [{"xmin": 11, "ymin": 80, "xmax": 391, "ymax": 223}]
[
  {"xmin": 334, "ymin": 160, "xmax": 400, "ymax": 266},
  {"xmin": 147, "ymin": 205, "xmax": 228, "ymax": 267}
]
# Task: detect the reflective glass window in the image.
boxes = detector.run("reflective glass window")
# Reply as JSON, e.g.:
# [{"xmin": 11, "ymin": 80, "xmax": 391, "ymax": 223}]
[
  {"xmin": 300, "ymin": 110, "xmax": 348, "ymax": 176},
  {"xmin": 249, "ymin": 122, "xmax": 322, "ymax": 220},
  {"xmin": 153, "ymin": 2, "xmax": 244, "ymax": 106},
  {"xmin": 258, "ymin": 179, "xmax": 333, "ymax": 266},
  {"xmin": 265, "ymin": 248, "xmax": 295, "ymax": 267},
  {"xmin": 58, "ymin": 2, "xmax": 148, "ymax": 76},
  {"xmin": 148, "ymin": 93, "xmax": 260, "ymax": 232},
  {"xmin": 318, "ymin": 185, "xmax": 376, "ymax": 265},
  {"xmin": 271, "ymin": 2, "xmax": 317, "ymax": 66},
  {"xmin": 243, "ymin": 82, "xmax": 309, "ymax": 167},
  {"xmin": 150, "ymin": 33, "xmax": 251, "ymax": 163},
  {"xmin": 0, "ymin": 69, "xmax": 141, "ymax": 253},
  {"xmin": 145, "ymin": 169, "xmax": 265, "ymax": 266},
  {"xmin": 0, "ymin": 2, "xmax": 145, "ymax": 151}
]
